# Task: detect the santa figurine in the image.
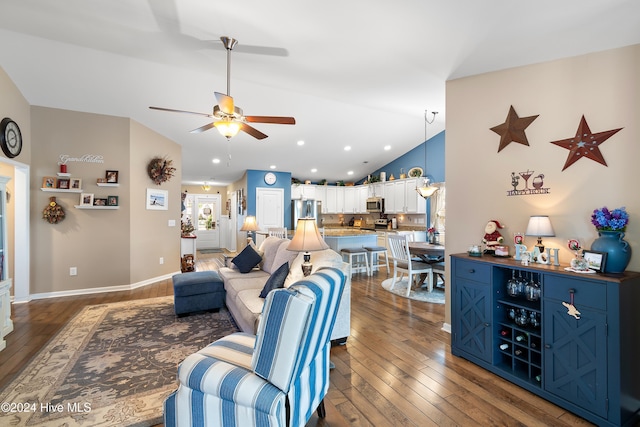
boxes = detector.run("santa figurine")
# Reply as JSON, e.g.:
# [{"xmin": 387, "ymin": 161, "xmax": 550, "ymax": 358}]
[{"xmin": 482, "ymin": 220, "xmax": 505, "ymax": 253}]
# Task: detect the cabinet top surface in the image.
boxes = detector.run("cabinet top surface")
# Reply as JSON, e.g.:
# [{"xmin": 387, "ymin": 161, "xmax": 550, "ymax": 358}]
[{"xmin": 451, "ymin": 252, "xmax": 640, "ymax": 283}]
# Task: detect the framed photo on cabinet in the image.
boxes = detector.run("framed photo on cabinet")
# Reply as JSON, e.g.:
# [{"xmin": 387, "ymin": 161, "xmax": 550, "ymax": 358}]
[{"xmin": 583, "ymin": 250, "xmax": 607, "ymax": 272}]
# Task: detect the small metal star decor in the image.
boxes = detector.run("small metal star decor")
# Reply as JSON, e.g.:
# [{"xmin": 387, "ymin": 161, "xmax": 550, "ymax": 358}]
[
  {"xmin": 550, "ymin": 115, "xmax": 623, "ymax": 171},
  {"xmin": 490, "ymin": 105, "xmax": 539, "ymax": 152}
]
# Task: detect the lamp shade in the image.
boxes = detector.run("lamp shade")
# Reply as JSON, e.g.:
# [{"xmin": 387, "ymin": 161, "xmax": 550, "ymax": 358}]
[
  {"xmin": 525, "ymin": 215, "xmax": 555, "ymax": 237},
  {"xmin": 240, "ymin": 216, "xmax": 260, "ymax": 232},
  {"xmin": 287, "ymin": 218, "xmax": 329, "ymax": 252}
]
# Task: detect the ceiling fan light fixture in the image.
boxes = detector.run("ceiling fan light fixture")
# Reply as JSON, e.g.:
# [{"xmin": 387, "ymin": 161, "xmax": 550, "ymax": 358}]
[{"xmin": 214, "ymin": 120, "xmax": 242, "ymax": 139}]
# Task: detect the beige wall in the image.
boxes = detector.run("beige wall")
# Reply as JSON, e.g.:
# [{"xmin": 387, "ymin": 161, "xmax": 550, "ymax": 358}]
[
  {"xmin": 30, "ymin": 107, "xmax": 181, "ymax": 295},
  {"xmin": 445, "ymin": 44, "xmax": 640, "ymax": 324}
]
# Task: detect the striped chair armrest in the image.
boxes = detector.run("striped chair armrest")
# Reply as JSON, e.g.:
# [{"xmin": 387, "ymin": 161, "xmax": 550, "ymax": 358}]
[{"xmin": 197, "ymin": 332, "xmax": 256, "ymax": 370}]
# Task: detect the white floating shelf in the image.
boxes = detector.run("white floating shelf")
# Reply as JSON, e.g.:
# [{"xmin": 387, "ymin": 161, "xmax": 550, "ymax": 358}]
[
  {"xmin": 74, "ymin": 205, "xmax": 119, "ymax": 210},
  {"xmin": 41, "ymin": 188, "xmax": 83, "ymax": 193},
  {"xmin": 57, "ymin": 172, "xmax": 71, "ymax": 177},
  {"xmin": 96, "ymin": 182, "xmax": 119, "ymax": 187}
]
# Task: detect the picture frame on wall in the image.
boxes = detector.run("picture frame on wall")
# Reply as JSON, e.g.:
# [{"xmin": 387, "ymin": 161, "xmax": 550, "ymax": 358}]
[
  {"xmin": 146, "ymin": 188, "xmax": 168, "ymax": 210},
  {"xmin": 70, "ymin": 178, "xmax": 82, "ymax": 190},
  {"xmin": 42, "ymin": 176, "xmax": 57, "ymax": 189},
  {"xmin": 583, "ymin": 250, "xmax": 607, "ymax": 272},
  {"xmin": 57, "ymin": 178, "xmax": 70, "ymax": 189},
  {"xmin": 107, "ymin": 195, "xmax": 119, "ymax": 206},
  {"xmin": 80, "ymin": 193, "xmax": 94, "ymax": 206},
  {"xmin": 106, "ymin": 170, "xmax": 119, "ymax": 183},
  {"xmin": 93, "ymin": 198, "xmax": 107, "ymax": 206}
]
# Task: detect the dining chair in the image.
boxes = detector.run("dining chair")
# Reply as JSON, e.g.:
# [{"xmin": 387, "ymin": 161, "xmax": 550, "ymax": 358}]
[
  {"xmin": 267, "ymin": 227, "xmax": 288, "ymax": 238},
  {"xmin": 387, "ymin": 234, "xmax": 433, "ymax": 296}
]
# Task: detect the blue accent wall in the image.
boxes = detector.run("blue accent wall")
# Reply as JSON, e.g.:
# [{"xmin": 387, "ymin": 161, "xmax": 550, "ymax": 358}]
[
  {"xmin": 245, "ymin": 170, "xmax": 293, "ymax": 228},
  {"xmin": 360, "ymin": 130, "xmax": 445, "ymax": 183}
]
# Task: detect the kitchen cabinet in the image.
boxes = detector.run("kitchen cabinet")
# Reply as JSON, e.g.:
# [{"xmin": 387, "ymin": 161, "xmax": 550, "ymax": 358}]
[
  {"xmin": 451, "ymin": 253, "xmax": 640, "ymax": 427},
  {"xmin": 324, "ymin": 186, "xmax": 344, "ymax": 213},
  {"xmin": 383, "ymin": 179, "xmax": 425, "ymax": 214},
  {"xmin": 290, "ymin": 184, "xmax": 316, "ymax": 200},
  {"xmin": 368, "ymin": 183, "xmax": 385, "ymax": 198}
]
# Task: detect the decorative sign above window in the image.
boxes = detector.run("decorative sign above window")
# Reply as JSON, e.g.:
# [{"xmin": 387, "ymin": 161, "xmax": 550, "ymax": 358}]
[{"xmin": 507, "ymin": 169, "xmax": 550, "ymax": 196}]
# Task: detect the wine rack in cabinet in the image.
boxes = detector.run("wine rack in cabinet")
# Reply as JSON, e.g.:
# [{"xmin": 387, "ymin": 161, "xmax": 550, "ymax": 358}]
[{"xmin": 451, "ymin": 253, "xmax": 640, "ymax": 427}]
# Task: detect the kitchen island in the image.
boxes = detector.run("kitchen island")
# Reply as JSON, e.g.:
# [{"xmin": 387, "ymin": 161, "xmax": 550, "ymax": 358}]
[{"xmin": 322, "ymin": 228, "xmax": 377, "ymax": 253}]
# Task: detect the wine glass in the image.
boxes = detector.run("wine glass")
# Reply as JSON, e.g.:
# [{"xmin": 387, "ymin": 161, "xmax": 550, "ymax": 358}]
[{"xmin": 507, "ymin": 270, "xmax": 519, "ymax": 297}]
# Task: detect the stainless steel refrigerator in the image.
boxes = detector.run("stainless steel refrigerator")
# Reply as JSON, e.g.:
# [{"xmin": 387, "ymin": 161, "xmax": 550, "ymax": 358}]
[{"xmin": 291, "ymin": 199, "xmax": 320, "ymax": 229}]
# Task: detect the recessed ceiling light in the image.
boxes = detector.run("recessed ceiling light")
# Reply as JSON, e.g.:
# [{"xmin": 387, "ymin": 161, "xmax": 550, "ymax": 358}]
[
  {"xmin": 297, "ymin": 140, "xmax": 305, "ymax": 146},
  {"xmin": 311, "ymin": 168, "xmax": 317, "ymax": 173},
  {"xmin": 344, "ymin": 146, "xmax": 351, "ymax": 151},
  {"xmin": 270, "ymin": 165, "xmax": 276, "ymax": 169},
  {"xmin": 347, "ymin": 171, "xmax": 354, "ymax": 175},
  {"xmin": 384, "ymin": 145, "xmax": 391, "ymax": 151},
  {"xmin": 212, "ymin": 158, "xmax": 221, "ymax": 164}
]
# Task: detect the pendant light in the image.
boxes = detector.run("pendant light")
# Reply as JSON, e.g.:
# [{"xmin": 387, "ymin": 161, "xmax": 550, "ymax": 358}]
[{"xmin": 416, "ymin": 110, "xmax": 439, "ymax": 199}]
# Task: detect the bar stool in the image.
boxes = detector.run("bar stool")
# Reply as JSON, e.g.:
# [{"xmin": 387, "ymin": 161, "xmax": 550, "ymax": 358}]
[
  {"xmin": 364, "ymin": 246, "xmax": 389, "ymax": 276},
  {"xmin": 340, "ymin": 247, "xmax": 371, "ymax": 276}
]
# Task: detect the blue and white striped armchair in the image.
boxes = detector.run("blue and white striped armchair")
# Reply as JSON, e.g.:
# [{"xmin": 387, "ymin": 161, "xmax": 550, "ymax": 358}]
[{"xmin": 164, "ymin": 267, "xmax": 346, "ymax": 427}]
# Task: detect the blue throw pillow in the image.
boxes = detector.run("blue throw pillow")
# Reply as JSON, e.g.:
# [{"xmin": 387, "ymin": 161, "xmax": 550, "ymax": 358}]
[
  {"xmin": 232, "ymin": 244, "xmax": 263, "ymax": 273},
  {"xmin": 259, "ymin": 262, "xmax": 289, "ymax": 298}
]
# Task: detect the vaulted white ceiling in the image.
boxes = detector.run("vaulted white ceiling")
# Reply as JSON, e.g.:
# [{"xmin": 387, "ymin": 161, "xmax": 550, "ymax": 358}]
[{"xmin": 1, "ymin": 0, "xmax": 639, "ymax": 185}]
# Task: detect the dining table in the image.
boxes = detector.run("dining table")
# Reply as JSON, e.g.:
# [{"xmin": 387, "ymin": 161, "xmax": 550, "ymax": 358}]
[{"xmin": 408, "ymin": 242, "xmax": 445, "ymax": 263}]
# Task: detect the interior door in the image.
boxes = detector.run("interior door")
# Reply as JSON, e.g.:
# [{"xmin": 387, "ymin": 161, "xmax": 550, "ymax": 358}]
[{"xmin": 256, "ymin": 187, "xmax": 284, "ymax": 231}]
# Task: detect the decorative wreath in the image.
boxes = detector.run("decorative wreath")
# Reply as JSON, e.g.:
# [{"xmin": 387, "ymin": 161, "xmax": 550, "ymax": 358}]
[
  {"xmin": 147, "ymin": 156, "xmax": 176, "ymax": 185},
  {"xmin": 43, "ymin": 197, "xmax": 65, "ymax": 224}
]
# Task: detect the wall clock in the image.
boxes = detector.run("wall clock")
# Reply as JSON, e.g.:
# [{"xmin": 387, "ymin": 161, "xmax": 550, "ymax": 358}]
[
  {"xmin": 0, "ymin": 117, "xmax": 23, "ymax": 158},
  {"xmin": 264, "ymin": 172, "xmax": 277, "ymax": 185}
]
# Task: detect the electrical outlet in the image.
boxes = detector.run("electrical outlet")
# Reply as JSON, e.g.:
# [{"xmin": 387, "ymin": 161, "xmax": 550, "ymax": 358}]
[
  {"xmin": 159, "ymin": 257, "xmax": 164, "ymax": 265},
  {"xmin": 70, "ymin": 267, "xmax": 77, "ymax": 276}
]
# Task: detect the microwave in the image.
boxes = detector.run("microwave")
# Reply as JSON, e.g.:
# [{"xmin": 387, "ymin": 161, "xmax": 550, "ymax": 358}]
[{"xmin": 366, "ymin": 197, "xmax": 385, "ymax": 213}]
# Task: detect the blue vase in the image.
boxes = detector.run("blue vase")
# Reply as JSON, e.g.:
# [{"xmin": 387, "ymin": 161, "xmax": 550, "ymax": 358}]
[{"xmin": 590, "ymin": 231, "xmax": 632, "ymax": 274}]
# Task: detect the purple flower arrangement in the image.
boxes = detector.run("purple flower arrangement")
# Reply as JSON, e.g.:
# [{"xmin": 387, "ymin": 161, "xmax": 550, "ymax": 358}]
[{"xmin": 591, "ymin": 206, "xmax": 629, "ymax": 231}]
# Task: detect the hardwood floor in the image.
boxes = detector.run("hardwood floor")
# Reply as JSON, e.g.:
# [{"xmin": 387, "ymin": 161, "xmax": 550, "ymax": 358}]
[{"xmin": 0, "ymin": 252, "xmax": 597, "ymax": 426}]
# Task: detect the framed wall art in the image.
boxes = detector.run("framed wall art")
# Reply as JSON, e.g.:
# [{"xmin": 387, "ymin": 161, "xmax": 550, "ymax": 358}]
[
  {"xmin": 80, "ymin": 193, "xmax": 94, "ymax": 206},
  {"xmin": 93, "ymin": 197, "xmax": 108, "ymax": 206},
  {"xmin": 42, "ymin": 176, "xmax": 57, "ymax": 189},
  {"xmin": 57, "ymin": 178, "xmax": 70, "ymax": 190},
  {"xmin": 107, "ymin": 195, "xmax": 119, "ymax": 206},
  {"xmin": 70, "ymin": 178, "xmax": 82, "ymax": 190},
  {"xmin": 146, "ymin": 188, "xmax": 168, "ymax": 210},
  {"xmin": 106, "ymin": 170, "xmax": 119, "ymax": 183}
]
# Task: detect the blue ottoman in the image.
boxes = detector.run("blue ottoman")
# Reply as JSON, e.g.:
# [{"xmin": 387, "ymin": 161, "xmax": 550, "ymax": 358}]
[{"xmin": 172, "ymin": 271, "xmax": 225, "ymax": 316}]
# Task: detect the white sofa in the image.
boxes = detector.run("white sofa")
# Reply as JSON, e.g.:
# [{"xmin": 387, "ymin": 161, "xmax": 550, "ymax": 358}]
[{"xmin": 217, "ymin": 236, "xmax": 351, "ymax": 343}]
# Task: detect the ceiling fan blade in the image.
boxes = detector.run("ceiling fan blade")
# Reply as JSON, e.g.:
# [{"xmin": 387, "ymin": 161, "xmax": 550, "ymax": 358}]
[
  {"xmin": 204, "ymin": 39, "xmax": 289, "ymax": 57},
  {"xmin": 149, "ymin": 106, "xmax": 212, "ymax": 118},
  {"xmin": 189, "ymin": 122, "xmax": 216, "ymax": 133},
  {"xmin": 214, "ymin": 92, "xmax": 234, "ymax": 115},
  {"xmin": 240, "ymin": 123, "xmax": 268, "ymax": 140},
  {"xmin": 245, "ymin": 115, "xmax": 296, "ymax": 125}
]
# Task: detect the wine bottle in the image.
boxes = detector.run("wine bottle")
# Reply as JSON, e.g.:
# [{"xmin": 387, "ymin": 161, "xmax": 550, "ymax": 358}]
[
  {"xmin": 515, "ymin": 349, "xmax": 523, "ymax": 356},
  {"xmin": 515, "ymin": 334, "xmax": 527, "ymax": 342},
  {"xmin": 535, "ymin": 374, "xmax": 541, "ymax": 382},
  {"xmin": 499, "ymin": 343, "xmax": 509, "ymax": 351},
  {"xmin": 500, "ymin": 330, "xmax": 509, "ymax": 336}
]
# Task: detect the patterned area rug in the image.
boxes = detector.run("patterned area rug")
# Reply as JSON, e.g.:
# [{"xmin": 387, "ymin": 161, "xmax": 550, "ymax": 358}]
[
  {"xmin": 381, "ymin": 278, "xmax": 445, "ymax": 304},
  {"xmin": 0, "ymin": 296, "xmax": 238, "ymax": 427}
]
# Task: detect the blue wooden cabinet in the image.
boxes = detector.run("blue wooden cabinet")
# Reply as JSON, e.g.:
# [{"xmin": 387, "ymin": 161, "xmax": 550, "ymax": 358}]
[{"xmin": 451, "ymin": 253, "xmax": 640, "ymax": 427}]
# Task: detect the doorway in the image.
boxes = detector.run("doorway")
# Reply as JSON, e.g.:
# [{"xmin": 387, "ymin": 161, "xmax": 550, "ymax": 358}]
[
  {"xmin": 255, "ymin": 187, "xmax": 284, "ymax": 246},
  {"xmin": 183, "ymin": 193, "xmax": 222, "ymax": 249}
]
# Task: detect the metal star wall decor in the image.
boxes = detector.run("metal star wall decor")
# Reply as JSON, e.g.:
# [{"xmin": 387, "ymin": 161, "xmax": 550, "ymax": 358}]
[
  {"xmin": 550, "ymin": 115, "xmax": 622, "ymax": 171},
  {"xmin": 490, "ymin": 105, "xmax": 539, "ymax": 152}
]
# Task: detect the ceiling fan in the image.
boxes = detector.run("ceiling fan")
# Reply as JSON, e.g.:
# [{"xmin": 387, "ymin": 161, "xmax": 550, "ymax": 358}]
[{"xmin": 149, "ymin": 36, "xmax": 295, "ymax": 140}]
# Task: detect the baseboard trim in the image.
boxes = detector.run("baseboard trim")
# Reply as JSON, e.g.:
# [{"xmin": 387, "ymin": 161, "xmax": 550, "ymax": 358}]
[
  {"xmin": 12, "ymin": 271, "xmax": 179, "ymax": 303},
  {"xmin": 441, "ymin": 322, "xmax": 451, "ymax": 334}
]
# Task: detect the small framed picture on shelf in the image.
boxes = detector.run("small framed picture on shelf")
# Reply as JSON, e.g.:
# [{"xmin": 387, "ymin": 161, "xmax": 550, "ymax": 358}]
[
  {"xmin": 80, "ymin": 193, "xmax": 94, "ymax": 206},
  {"xmin": 107, "ymin": 195, "xmax": 119, "ymax": 206},
  {"xmin": 57, "ymin": 178, "xmax": 70, "ymax": 189},
  {"xmin": 146, "ymin": 188, "xmax": 168, "ymax": 210},
  {"xmin": 42, "ymin": 176, "xmax": 57, "ymax": 189},
  {"xmin": 106, "ymin": 170, "xmax": 119, "ymax": 183},
  {"xmin": 70, "ymin": 178, "xmax": 82, "ymax": 190},
  {"xmin": 583, "ymin": 250, "xmax": 607, "ymax": 273},
  {"xmin": 93, "ymin": 198, "xmax": 107, "ymax": 206}
]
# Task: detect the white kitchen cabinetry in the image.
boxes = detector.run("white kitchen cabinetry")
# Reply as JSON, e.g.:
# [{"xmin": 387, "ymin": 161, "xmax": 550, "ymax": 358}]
[
  {"xmin": 404, "ymin": 178, "xmax": 426, "ymax": 214},
  {"xmin": 291, "ymin": 184, "xmax": 316, "ymax": 200}
]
